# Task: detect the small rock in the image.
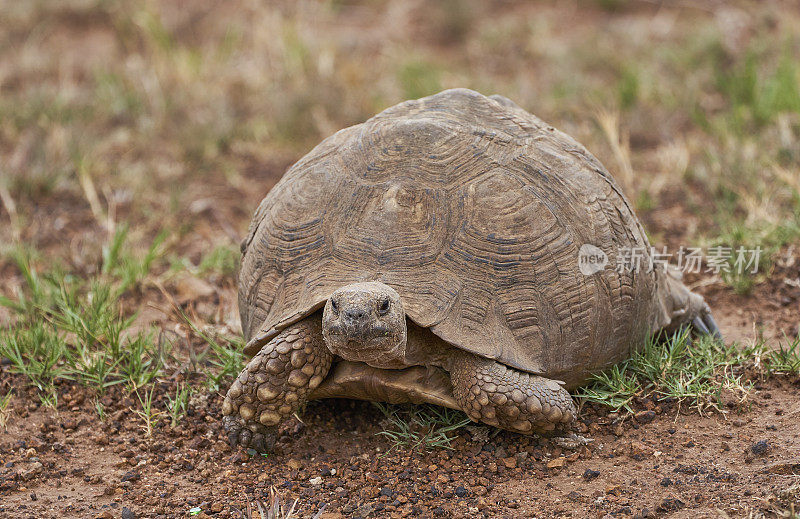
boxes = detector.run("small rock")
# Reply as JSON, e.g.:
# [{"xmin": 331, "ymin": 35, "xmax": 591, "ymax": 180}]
[
  {"xmin": 21, "ymin": 462, "xmax": 43, "ymax": 481},
  {"xmin": 582, "ymin": 469, "xmax": 600, "ymax": 481},
  {"xmin": 657, "ymin": 498, "xmax": 684, "ymax": 512},
  {"xmin": 120, "ymin": 471, "xmax": 140, "ymax": 483},
  {"xmin": 121, "ymin": 507, "xmax": 136, "ymax": 519},
  {"xmin": 502, "ymin": 457, "xmax": 517, "ymax": 469},
  {"xmin": 751, "ymin": 440, "xmax": 770, "ymax": 456},
  {"xmin": 635, "ymin": 410, "xmax": 656, "ymax": 424},
  {"xmin": 628, "ymin": 441, "xmax": 654, "ymax": 459},
  {"xmin": 94, "ymin": 512, "xmax": 113, "ymax": 519},
  {"xmin": 309, "ymin": 476, "xmax": 323, "ymax": 486},
  {"xmin": 174, "ymin": 275, "xmax": 215, "ymax": 302},
  {"xmin": 454, "ymin": 486, "xmax": 468, "ymax": 498},
  {"xmin": 356, "ymin": 503, "xmax": 374, "ymax": 516},
  {"xmin": 660, "ymin": 477, "xmax": 672, "ymax": 487},
  {"xmin": 287, "ymin": 459, "xmax": 302, "ymax": 471},
  {"xmin": 546, "ymin": 457, "xmax": 566, "ymax": 469}
]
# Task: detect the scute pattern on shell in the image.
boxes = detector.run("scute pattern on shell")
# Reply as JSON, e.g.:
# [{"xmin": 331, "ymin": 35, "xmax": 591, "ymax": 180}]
[{"xmin": 239, "ymin": 88, "xmax": 661, "ymax": 385}]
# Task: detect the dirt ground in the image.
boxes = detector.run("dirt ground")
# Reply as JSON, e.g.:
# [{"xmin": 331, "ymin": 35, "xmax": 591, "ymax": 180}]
[
  {"xmin": 1, "ymin": 299, "xmax": 799, "ymax": 519},
  {"xmin": 2, "ymin": 0, "xmax": 800, "ymax": 518}
]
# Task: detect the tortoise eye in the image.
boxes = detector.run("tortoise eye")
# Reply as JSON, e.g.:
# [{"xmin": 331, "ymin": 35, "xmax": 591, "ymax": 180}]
[
  {"xmin": 377, "ymin": 298, "xmax": 390, "ymax": 315},
  {"xmin": 330, "ymin": 299, "xmax": 339, "ymax": 314}
]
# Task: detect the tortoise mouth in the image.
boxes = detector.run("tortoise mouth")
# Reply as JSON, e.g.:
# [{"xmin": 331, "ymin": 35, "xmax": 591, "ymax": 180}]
[
  {"xmin": 325, "ymin": 322, "xmax": 395, "ymax": 342},
  {"xmin": 323, "ymin": 326, "xmax": 407, "ymax": 369}
]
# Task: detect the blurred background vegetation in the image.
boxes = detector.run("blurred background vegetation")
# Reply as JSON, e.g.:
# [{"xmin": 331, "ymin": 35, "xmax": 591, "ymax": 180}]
[{"xmin": 2, "ymin": 1, "xmax": 799, "ymax": 284}]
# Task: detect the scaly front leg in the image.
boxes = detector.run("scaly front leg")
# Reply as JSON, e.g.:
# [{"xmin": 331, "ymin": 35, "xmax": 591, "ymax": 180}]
[
  {"xmin": 449, "ymin": 350, "xmax": 576, "ymax": 434},
  {"xmin": 221, "ymin": 318, "xmax": 332, "ymax": 452}
]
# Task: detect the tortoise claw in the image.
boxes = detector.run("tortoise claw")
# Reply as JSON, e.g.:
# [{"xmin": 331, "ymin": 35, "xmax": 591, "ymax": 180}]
[
  {"xmin": 702, "ymin": 310, "xmax": 723, "ymax": 341},
  {"xmin": 223, "ymin": 415, "xmax": 276, "ymax": 453},
  {"xmin": 691, "ymin": 315, "xmax": 710, "ymax": 336},
  {"xmin": 690, "ymin": 305, "xmax": 723, "ymax": 342}
]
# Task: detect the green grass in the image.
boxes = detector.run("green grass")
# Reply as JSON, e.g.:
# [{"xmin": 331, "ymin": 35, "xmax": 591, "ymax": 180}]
[
  {"xmin": 93, "ymin": 398, "xmax": 106, "ymax": 421},
  {"xmin": 167, "ymin": 382, "xmax": 192, "ymax": 427},
  {"xmin": 177, "ymin": 308, "xmax": 244, "ymax": 391},
  {"xmin": 761, "ymin": 337, "xmax": 800, "ymax": 375},
  {"xmin": 397, "ymin": 60, "xmax": 443, "ymax": 100},
  {"xmin": 714, "ymin": 47, "xmax": 800, "ymax": 132},
  {"xmin": 578, "ymin": 330, "xmax": 800, "ymax": 413},
  {"xmin": 197, "ymin": 244, "xmax": 240, "ymax": 277},
  {"xmin": 373, "ymin": 402, "xmax": 471, "ymax": 452},
  {"xmin": 709, "ymin": 215, "xmax": 800, "ymax": 294},
  {"xmin": 0, "ymin": 224, "xmax": 244, "ymax": 408},
  {"xmin": 0, "ymin": 229, "xmax": 167, "ymax": 397},
  {"xmin": 133, "ymin": 385, "xmax": 163, "ymax": 437},
  {"xmin": 692, "ymin": 39, "xmax": 800, "ymax": 293}
]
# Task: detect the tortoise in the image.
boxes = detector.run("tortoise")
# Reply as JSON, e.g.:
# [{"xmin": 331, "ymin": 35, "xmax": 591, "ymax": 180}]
[{"xmin": 221, "ymin": 88, "xmax": 720, "ymax": 451}]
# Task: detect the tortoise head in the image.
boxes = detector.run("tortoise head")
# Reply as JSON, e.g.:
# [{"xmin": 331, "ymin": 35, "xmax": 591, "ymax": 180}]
[{"xmin": 322, "ymin": 281, "xmax": 407, "ymax": 368}]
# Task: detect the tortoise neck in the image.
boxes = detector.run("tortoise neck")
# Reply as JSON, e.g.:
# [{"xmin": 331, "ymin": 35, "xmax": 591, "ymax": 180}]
[{"xmin": 404, "ymin": 319, "xmax": 454, "ymax": 369}]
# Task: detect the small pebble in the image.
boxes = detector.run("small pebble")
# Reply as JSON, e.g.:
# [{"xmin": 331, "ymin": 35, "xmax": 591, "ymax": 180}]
[
  {"xmin": 582, "ymin": 469, "xmax": 600, "ymax": 481},
  {"xmin": 750, "ymin": 440, "xmax": 769, "ymax": 456},
  {"xmin": 635, "ymin": 410, "xmax": 656, "ymax": 424}
]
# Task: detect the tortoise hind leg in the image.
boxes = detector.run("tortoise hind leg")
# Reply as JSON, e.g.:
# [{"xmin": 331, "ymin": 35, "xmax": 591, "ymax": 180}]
[
  {"xmin": 657, "ymin": 265, "xmax": 722, "ymax": 340},
  {"xmin": 221, "ymin": 317, "xmax": 332, "ymax": 452},
  {"xmin": 449, "ymin": 350, "xmax": 576, "ymax": 434}
]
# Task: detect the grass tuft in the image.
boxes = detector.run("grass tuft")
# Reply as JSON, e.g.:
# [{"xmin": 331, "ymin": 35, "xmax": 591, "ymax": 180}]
[
  {"xmin": 578, "ymin": 330, "xmax": 755, "ymax": 413},
  {"xmin": 133, "ymin": 386, "xmax": 163, "ymax": 437},
  {"xmin": 176, "ymin": 310, "xmax": 244, "ymax": 391},
  {"xmin": 167, "ymin": 383, "xmax": 192, "ymax": 427},
  {"xmin": 761, "ymin": 336, "xmax": 800, "ymax": 375},
  {"xmin": 579, "ymin": 330, "xmax": 800, "ymax": 414},
  {"xmin": 198, "ymin": 244, "xmax": 240, "ymax": 277},
  {"xmin": 373, "ymin": 403, "xmax": 471, "ymax": 453},
  {"xmin": 0, "ymin": 229, "xmax": 168, "ymax": 396}
]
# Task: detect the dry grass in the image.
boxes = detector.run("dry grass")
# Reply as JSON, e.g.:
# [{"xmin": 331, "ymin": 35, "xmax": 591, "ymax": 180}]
[{"xmin": 2, "ymin": 2, "xmax": 798, "ymax": 269}]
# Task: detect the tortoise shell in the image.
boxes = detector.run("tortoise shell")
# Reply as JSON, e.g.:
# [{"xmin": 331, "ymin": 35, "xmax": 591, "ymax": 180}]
[{"xmin": 238, "ymin": 89, "xmax": 660, "ymax": 384}]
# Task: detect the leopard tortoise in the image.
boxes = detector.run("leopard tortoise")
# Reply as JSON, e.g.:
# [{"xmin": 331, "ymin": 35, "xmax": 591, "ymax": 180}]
[{"xmin": 221, "ymin": 88, "xmax": 720, "ymax": 451}]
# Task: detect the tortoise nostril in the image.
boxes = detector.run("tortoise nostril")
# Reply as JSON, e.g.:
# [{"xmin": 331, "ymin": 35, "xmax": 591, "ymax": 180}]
[{"xmin": 344, "ymin": 308, "xmax": 367, "ymax": 322}]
